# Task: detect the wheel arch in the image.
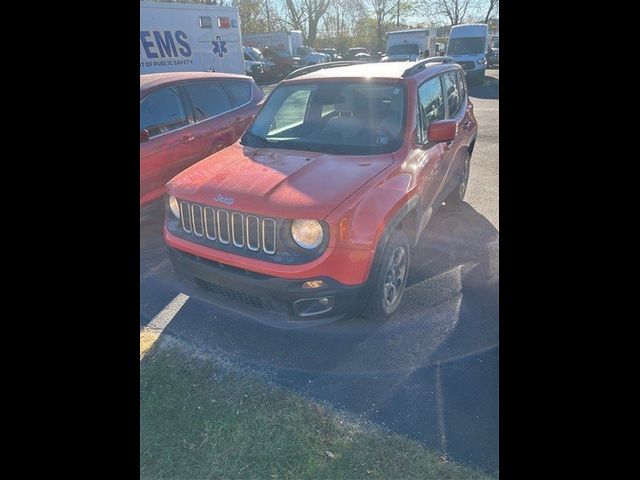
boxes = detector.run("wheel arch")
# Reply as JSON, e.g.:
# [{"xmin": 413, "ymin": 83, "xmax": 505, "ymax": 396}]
[{"xmin": 364, "ymin": 196, "xmax": 419, "ymax": 292}]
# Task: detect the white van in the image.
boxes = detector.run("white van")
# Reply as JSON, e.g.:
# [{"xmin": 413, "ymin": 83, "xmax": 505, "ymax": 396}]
[
  {"xmin": 446, "ymin": 23, "xmax": 489, "ymax": 84},
  {"xmin": 140, "ymin": 1, "xmax": 244, "ymax": 75}
]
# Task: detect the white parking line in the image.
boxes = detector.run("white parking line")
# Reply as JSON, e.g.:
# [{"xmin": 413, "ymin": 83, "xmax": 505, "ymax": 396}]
[{"xmin": 140, "ymin": 293, "xmax": 189, "ymax": 359}]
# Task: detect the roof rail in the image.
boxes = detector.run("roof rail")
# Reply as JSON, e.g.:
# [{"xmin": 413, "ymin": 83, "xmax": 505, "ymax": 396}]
[
  {"xmin": 284, "ymin": 61, "xmax": 369, "ymax": 80},
  {"xmin": 401, "ymin": 56, "xmax": 457, "ymax": 78}
]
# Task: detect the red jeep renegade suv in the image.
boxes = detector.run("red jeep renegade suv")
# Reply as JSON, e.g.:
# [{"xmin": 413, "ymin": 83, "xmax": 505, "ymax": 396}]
[{"xmin": 164, "ymin": 58, "xmax": 477, "ymax": 327}]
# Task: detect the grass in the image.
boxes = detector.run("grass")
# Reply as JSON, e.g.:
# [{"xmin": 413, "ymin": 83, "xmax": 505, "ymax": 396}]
[{"xmin": 140, "ymin": 346, "xmax": 492, "ymax": 480}]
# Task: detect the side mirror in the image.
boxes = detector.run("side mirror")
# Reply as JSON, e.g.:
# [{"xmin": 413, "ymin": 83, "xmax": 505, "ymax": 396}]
[
  {"xmin": 427, "ymin": 120, "xmax": 457, "ymax": 143},
  {"xmin": 140, "ymin": 129, "xmax": 150, "ymax": 143}
]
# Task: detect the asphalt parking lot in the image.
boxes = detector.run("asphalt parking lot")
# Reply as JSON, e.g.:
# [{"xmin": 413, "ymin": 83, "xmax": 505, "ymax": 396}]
[{"xmin": 140, "ymin": 68, "xmax": 499, "ymax": 473}]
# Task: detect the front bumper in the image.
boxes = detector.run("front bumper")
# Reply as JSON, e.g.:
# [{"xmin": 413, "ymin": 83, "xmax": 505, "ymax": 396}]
[{"xmin": 167, "ymin": 246, "xmax": 368, "ymax": 328}]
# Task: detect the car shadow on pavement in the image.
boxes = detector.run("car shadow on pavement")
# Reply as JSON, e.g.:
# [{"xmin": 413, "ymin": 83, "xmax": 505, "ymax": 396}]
[
  {"xmin": 469, "ymin": 73, "xmax": 499, "ymax": 100},
  {"xmin": 140, "ymin": 200, "xmax": 499, "ymax": 472}
]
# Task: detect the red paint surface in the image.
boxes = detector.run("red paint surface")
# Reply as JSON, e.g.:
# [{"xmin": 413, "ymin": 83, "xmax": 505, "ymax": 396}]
[{"xmin": 140, "ymin": 72, "xmax": 264, "ymax": 207}]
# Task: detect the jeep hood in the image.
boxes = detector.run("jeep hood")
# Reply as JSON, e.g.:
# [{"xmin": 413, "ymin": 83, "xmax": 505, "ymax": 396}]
[{"xmin": 167, "ymin": 143, "xmax": 394, "ymax": 219}]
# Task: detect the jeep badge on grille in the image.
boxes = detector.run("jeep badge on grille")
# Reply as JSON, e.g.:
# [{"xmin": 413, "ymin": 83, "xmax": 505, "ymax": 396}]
[{"xmin": 215, "ymin": 194, "xmax": 234, "ymax": 206}]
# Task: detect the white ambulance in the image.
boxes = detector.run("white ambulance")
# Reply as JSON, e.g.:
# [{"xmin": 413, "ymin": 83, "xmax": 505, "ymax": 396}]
[{"xmin": 140, "ymin": 1, "xmax": 244, "ymax": 75}]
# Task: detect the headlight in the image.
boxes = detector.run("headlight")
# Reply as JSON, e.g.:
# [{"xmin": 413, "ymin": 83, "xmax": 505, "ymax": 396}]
[
  {"xmin": 168, "ymin": 195, "xmax": 180, "ymax": 219},
  {"xmin": 291, "ymin": 219, "xmax": 323, "ymax": 249}
]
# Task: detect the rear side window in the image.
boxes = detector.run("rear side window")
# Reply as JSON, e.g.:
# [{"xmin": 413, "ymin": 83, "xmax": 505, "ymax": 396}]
[
  {"xmin": 417, "ymin": 76, "xmax": 445, "ymax": 141},
  {"xmin": 185, "ymin": 81, "xmax": 233, "ymax": 121},
  {"xmin": 443, "ymin": 71, "xmax": 461, "ymax": 117},
  {"xmin": 457, "ymin": 71, "xmax": 467, "ymax": 104},
  {"xmin": 223, "ymin": 80, "xmax": 252, "ymax": 107},
  {"xmin": 140, "ymin": 87, "xmax": 189, "ymax": 137}
]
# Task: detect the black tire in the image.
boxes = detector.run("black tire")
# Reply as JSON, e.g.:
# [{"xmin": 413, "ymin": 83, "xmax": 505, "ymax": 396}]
[
  {"xmin": 446, "ymin": 151, "xmax": 471, "ymax": 206},
  {"xmin": 362, "ymin": 229, "xmax": 411, "ymax": 320}
]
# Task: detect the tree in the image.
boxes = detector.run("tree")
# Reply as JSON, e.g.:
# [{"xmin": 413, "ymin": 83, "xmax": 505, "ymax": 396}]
[
  {"xmin": 483, "ymin": 0, "xmax": 498, "ymax": 23},
  {"xmin": 321, "ymin": 0, "xmax": 365, "ymax": 44},
  {"xmin": 368, "ymin": 0, "xmax": 413, "ymax": 52},
  {"xmin": 232, "ymin": 0, "xmax": 269, "ymax": 32},
  {"xmin": 284, "ymin": 0, "xmax": 332, "ymax": 46},
  {"xmin": 433, "ymin": 0, "xmax": 473, "ymax": 26}
]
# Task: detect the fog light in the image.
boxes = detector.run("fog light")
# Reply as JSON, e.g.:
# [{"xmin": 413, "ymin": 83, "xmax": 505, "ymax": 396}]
[
  {"xmin": 302, "ymin": 280, "xmax": 327, "ymax": 289},
  {"xmin": 292, "ymin": 297, "xmax": 335, "ymax": 317}
]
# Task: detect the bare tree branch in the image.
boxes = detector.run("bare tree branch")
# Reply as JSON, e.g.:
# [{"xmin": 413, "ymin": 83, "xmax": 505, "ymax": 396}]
[{"xmin": 483, "ymin": 0, "xmax": 499, "ymax": 23}]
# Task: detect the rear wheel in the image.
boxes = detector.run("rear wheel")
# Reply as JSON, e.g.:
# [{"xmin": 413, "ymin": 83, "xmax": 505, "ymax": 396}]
[
  {"xmin": 362, "ymin": 230, "xmax": 411, "ymax": 320},
  {"xmin": 446, "ymin": 151, "xmax": 471, "ymax": 206}
]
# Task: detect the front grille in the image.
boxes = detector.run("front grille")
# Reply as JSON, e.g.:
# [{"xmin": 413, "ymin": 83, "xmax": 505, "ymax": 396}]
[
  {"xmin": 179, "ymin": 200, "xmax": 277, "ymax": 255},
  {"xmin": 458, "ymin": 61, "xmax": 476, "ymax": 70},
  {"xmin": 194, "ymin": 278, "xmax": 266, "ymax": 309}
]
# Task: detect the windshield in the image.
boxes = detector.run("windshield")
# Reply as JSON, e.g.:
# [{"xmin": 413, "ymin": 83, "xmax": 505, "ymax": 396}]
[
  {"xmin": 447, "ymin": 37, "xmax": 486, "ymax": 55},
  {"xmin": 242, "ymin": 81, "xmax": 405, "ymax": 155},
  {"xmin": 387, "ymin": 44, "xmax": 419, "ymax": 55}
]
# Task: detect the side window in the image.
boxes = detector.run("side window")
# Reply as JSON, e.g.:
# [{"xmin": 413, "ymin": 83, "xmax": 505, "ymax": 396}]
[
  {"xmin": 271, "ymin": 89, "xmax": 312, "ymax": 133},
  {"xmin": 244, "ymin": 53, "xmax": 252, "ymax": 61},
  {"xmin": 457, "ymin": 71, "xmax": 467, "ymax": 105},
  {"xmin": 443, "ymin": 71, "xmax": 461, "ymax": 117},
  {"xmin": 185, "ymin": 81, "xmax": 233, "ymax": 121},
  {"xmin": 140, "ymin": 87, "xmax": 189, "ymax": 137},
  {"xmin": 417, "ymin": 76, "xmax": 445, "ymax": 141},
  {"xmin": 223, "ymin": 80, "xmax": 252, "ymax": 107}
]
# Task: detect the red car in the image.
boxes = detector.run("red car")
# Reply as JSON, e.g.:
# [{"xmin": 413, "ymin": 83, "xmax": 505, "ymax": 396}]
[
  {"xmin": 140, "ymin": 72, "xmax": 264, "ymax": 208},
  {"xmin": 164, "ymin": 59, "xmax": 477, "ymax": 326}
]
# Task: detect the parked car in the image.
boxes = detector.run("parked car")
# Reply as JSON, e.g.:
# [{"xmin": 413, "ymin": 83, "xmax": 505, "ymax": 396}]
[
  {"xmin": 346, "ymin": 47, "xmax": 372, "ymax": 60},
  {"xmin": 261, "ymin": 47, "xmax": 302, "ymax": 77},
  {"xmin": 487, "ymin": 37, "xmax": 499, "ymax": 68},
  {"xmin": 243, "ymin": 46, "xmax": 276, "ymax": 79},
  {"xmin": 244, "ymin": 58, "xmax": 264, "ymax": 78},
  {"xmin": 295, "ymin": 45, "xmax": 330, "ymax": 65},
  {"xmin": 317, "ymin": 48, "xmax": 343, "ymax": 61},
  {"xmin": 164, "ymin": 59, "xmax": 477, "ymax": 326},
  {"xmin": 140, "ymin": 72, "xmax": 264, "ymax": 208},
  {"xmin": 243, "ymin": 31, "xmax": 327, "ymax": 66}
]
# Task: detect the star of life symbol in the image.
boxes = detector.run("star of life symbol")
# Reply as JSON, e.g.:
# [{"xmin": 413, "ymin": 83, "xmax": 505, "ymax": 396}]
[{"xmin": 212, "ymin": 36, "xmax": 228, "ymax": 58}]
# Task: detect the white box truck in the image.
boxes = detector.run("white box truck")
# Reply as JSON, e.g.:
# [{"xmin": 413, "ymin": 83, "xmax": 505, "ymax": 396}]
[
  {"xmin": 381, "ymin": 29, "xmax": 437, "ymax": 62},
  {"xmin": 140, "ymin": 1, "xmax": 244, "ymax": 75},
  {"xmin": 446, "ymin": 23, "xmax": 489, "ymax": 84},
  {"xmin": 243, "ymin": 31, "xmax": 328, "ymax": 66}
]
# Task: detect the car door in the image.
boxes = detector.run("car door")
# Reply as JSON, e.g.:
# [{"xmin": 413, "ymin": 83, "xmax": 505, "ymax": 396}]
[
  {"xmin": 182, "ymin": 80, "xmax": 238, "ymax": 158},
  {"xmin": 440, "ymin": 70, "xmax": 474, "ymax": 197},
  {"xmin": 140, "ymin": 85, "xmax": 197, "ymax": 206},
  {"xmin": 411, "ymin": 74, "xmax": 448, "ymax": 235}
]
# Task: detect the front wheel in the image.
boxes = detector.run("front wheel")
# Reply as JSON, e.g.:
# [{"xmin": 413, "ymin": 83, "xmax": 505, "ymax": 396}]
[{"xmin": 362, "ymin": 230, "xmax": 411, "ymax": 320}]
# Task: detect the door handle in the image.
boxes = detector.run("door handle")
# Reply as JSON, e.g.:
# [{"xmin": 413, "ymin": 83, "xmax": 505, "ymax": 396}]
[{"xmin": 181, "ymin": 135, "xmax": 195, "ymax": 144}]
